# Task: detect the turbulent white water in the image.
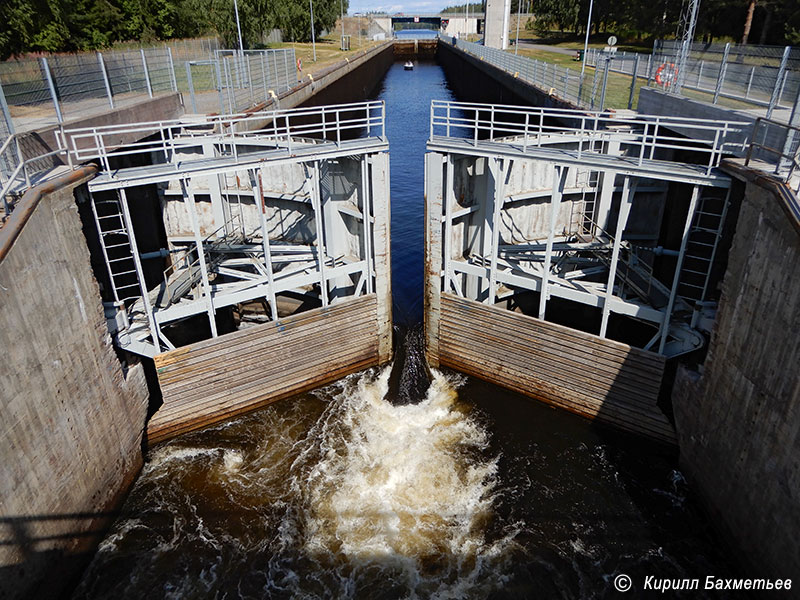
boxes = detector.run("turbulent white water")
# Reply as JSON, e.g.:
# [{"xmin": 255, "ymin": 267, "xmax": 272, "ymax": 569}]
[
  {"xmin": 75, "ymin": 367, "xmax": 517, "ymax": 599},
  {"xmin": 292, "ymin": 368, "xmax": 515, "ymax": 597}
]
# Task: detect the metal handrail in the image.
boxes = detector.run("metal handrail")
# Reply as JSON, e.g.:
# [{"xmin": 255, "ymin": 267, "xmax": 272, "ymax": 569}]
[
  {"xmin": 1, "ymin": 133, "xmax": 69, "ymax": 217},
  {"xmin": 745, "ymin": 117, "xmax": 800, "ymax": 192},
  {"xmin": 429, "ymin": 100, "xmax": 750, "ymax": 175},
  {"xmin": 58, "ymin": 100, "xmax": 386, "ymax": 171}
]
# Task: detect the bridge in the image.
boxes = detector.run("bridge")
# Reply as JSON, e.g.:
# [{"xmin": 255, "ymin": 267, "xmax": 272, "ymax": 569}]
[{"xmin": 367, "ymin": 14, "xmax": 483, "ymax": 37}]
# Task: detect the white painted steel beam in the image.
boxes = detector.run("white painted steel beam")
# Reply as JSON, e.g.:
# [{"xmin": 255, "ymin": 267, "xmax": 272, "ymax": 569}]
[
  {"xmin": 253, "ymin": 169, "xmax": 279, "ymax": 320},
  {"xmin": 309, "ymin": 161, "xmax": 329, "ymax": 307},
  {"xmin": 539, "ymin": 165, "xmax": 568, "ymax": 319},
  {"xmin": 599, "ymin": 176, "xmax": 636, "ymax": 338},
  {"xmin": 658, "ymin": 185, "xmax": 700, "ymax": 354},
  {"xmin": 118, "ymin": 188, "xmax": 161, "ymax": 350},
  {"xmin": 181, "ymin": 179, "xmax": 218, "ymax": 337}
]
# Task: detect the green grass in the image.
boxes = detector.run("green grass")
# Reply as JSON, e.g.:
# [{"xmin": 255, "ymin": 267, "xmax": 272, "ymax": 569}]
[
  {"xmin": 520, "ymin": 31, "xmax": 654, "ymax": 54},
  {"xmin": 510, "ymin": 46, "xmax": 644, "ymax": 110}
]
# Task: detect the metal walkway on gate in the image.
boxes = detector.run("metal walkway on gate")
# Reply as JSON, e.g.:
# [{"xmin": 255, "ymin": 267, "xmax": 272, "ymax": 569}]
[
  {"xmin": 62, "ymin": 101, "xmax": 389, "ymax": 357},
  {"xmin": 426, "ymin": 101, "xmax": 749, "ymax": 358}
]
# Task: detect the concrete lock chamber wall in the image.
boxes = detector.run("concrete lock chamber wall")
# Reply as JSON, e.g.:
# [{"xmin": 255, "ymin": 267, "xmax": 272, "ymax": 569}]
[{"xmin": 1, "ymin": 34, "xmax": 798, "ymax": 596}]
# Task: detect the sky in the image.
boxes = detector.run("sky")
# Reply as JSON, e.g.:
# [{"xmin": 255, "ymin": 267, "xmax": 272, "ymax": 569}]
[{"xmin": 347, "ymin": 1, "xmax": 460, "ymax": 15}]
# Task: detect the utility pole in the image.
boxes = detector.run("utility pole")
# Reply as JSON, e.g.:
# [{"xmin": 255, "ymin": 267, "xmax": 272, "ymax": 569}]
[
  {"xmin": 233, "ymin": 0, "xmax": 244, "ymax": 54},
  {"xmin": 310, "ymin": 0, "xmax": 317, "ymax": 61},
  {"xmin": 578, "ymin": 0, "xmax": 595, "ymax": 102}
]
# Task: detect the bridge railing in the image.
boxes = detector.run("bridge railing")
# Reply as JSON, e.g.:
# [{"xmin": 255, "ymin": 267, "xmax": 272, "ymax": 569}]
[
  {"xmin": 60, "ymin": 100, "xmax": 386, "ymax": 170},
  {"xmin": 429, "ymin": 100, "xmax": 751, "ymax": 175}
]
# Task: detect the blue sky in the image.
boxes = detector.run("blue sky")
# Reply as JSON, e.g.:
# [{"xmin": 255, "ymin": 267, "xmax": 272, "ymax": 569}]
[{"xmin": 347, "ymin": 0, "xmax": 455, "ymax": 15}]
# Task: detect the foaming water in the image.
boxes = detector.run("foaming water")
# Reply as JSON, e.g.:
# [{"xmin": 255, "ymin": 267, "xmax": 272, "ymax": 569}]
[
  {"xmin": 297, "ymin": 369, "xmax": 514, "ymax": 596},
  {"xmin": 74, "ymin": 368, "xmax": 518, "ymax": 599}
]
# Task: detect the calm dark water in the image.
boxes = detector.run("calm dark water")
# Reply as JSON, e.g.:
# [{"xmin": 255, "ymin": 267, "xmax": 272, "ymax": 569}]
[
  {"xmin": 72, "ymin": 61, "xmax": 738, "ymax": 599},
  {"xmin": 378, "ymin": 59, "xmax": 449, "ymax": 324}
]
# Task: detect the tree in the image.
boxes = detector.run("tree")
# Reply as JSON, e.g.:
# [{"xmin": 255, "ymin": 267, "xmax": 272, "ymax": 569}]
[{"xmin": 741, "ymin": 0, "xmax": 756, "ymax": 43}]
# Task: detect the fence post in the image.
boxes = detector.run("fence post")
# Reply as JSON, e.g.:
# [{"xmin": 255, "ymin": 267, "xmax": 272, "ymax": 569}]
[
  {"xmin": 167, "ymin": 47, "xmax": 178, "ymax": 92},
  {"xmin": 185, "ymin": 62, "xmax": 197, "ymax": 113},
  {"xmin": 628, "ymin": 54, "xmax": 640, "ymax": 109},
  {"xmin": 141, "ymin": 49, "xmax": 153, "ymax": 98},
  {"xmin": 713, "ymin": 43, "xmax": 730, "ymax": 105},
  {"xmin": 599, "ymin": 55, "xmax": 611, "ymax": 110},
  {"xmin": 779, "ymin": 89, "xmax": 800, "ymax": 174},
  {"xmin": 97, "ymin": 52, "xmax": 115, "ymax": 109},
  {"xmin": 767, "ymin": 46, "xmax": 791, "ymax": 119},
  {"xmin": 40, "ymin": 58, "xmax": 64, "ymax": 124},
  {"xmin": 0, "ymin": 80, "xmax": 15, "ymax": 135},
  {"xmin": 698, "ymin": 60, "xmax": 704, "ymax": 88},
  {"xmin": 745, "ymin": 66, "xmax": 755, "ymax": 99},
  {"xmin": 261, "ymin": 52, "xmax": 269, "ymax": 103},
  {"xmin": 214, "ymin": 58, "xmax": 225, "ymax": 115}
]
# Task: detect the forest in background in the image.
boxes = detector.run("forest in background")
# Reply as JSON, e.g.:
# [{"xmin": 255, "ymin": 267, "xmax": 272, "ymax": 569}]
[
  {"xmin": 0, "ymin": 0, "xmax": 347, "ymax": 60},
  {"xmin": 509, "ymin": 0, "xmax": 798, "ymax": 46},
  {"xmin": 441, "ymin": 0, "xmax": 797, "ymax": 46},
  {"xmin": 1, "ymin": 0, "xmax": 797, "ymax": 61}
]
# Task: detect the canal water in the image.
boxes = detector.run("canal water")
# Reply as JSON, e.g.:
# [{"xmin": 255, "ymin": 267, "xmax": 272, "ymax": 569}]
[{"xmin": 72, "ymin": 59, "xmax": 738, "ymax": 599}]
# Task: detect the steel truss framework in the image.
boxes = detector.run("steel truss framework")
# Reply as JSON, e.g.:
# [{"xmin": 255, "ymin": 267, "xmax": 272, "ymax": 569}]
[
  {"xmin": 73, "ymin": 102, "xmax": 389, "ymax": 357},
  {"xmin": 426, "ymin": 101, "xmax": 745, "ymax": 357}
]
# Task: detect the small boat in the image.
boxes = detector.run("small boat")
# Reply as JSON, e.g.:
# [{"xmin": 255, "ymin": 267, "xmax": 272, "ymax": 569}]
[{"xmin": 404, "ymin": 61, "xmax": 414, "ymax": 70}]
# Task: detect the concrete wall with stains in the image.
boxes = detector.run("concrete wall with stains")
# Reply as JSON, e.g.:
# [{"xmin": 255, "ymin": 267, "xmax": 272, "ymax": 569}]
[{"xmin": 0, "ymin": 177, "xmax": 150, "ymax": 599}]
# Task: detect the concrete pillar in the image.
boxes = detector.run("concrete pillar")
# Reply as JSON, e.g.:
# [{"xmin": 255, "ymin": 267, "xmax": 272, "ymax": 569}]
[
  {"xmin": 424, "ymin": 151, "xmax": 444, "ymax": 367},
  {"xmin": 484, "ymin": 0, "xmax": 511, "ymax": 49}
]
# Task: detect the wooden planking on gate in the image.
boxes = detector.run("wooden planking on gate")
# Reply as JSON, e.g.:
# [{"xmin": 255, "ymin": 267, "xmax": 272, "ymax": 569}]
[
  {"xmin": 438, "ymin": 293, "xmax": 675, "ymax": 445},
  {"xmin": 147, "ymin": 294, "xmax": 380, "ymax": 445}
]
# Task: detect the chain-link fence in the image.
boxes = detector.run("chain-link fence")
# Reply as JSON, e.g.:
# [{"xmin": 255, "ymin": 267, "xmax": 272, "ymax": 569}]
[
  {"xmin": 587, "ymin": 41, "xmax": 800, "ymax": 116},
  {"xmin": 0, "ymin": 39, "xmax": 297, "ymax": 136},
  {"xmin": 443, "ymin": 36, "xmax": 641, "ymax": 111}
]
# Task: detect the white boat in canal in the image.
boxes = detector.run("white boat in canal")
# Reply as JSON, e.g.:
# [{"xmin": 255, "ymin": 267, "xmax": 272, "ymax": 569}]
[{"xmin": 404, "ymin": 61, "xmax": 414, "ymax": 70}]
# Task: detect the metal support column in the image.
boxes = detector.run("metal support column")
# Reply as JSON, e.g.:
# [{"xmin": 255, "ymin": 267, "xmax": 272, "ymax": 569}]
[
  {"xmin": 443, "ymin": 154, "xmax": 455, "ymax": 294},
  {"xmin": 253, "ymin": 170, "xmax": 279, "ymax": 320},
  {"xmin": 658, "ymin": 185, "xmax": 699, "ymax": 354},
  {"xmin": 310, "ymin": 161, "xmax": 329, "ymax": 306},
  {"xmin": 360, "ymin": 158, "xmax": 374, "ymax": 293},
  {"xmin": 181, "ymin": 179, "xmax": 218, "ymax": 337},
  {"xmin": 538, "ymin": 165, "xmax": 568, "ymax": 320},
  {"xmin": 599, "ymin": 176, "xmax": 635, "ymax": 338},
  {"xmin": 488, "ymin": 158, "xmax": 508, "ymax": 306},
  {"xmin": 118, "ymin": 188, "xmax": 160, "ymax": 349}
]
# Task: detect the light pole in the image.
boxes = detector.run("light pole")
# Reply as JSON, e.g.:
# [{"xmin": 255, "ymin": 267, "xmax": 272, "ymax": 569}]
[
  {"xmin": 580, "ymin": 0, "xmax": 594, "ymax": 81},
  {"xmin": 515, "ymin": 0, "xmax": 521, "ymax": 54},
  {"xmin": 578, "ymin": 0, "xmax": 595, "ymax": 102},
  {"xmin": 309, "ymin": 0, "xmax": 317, "ymax": 61},
  {"xmin": 340, "ymin": 0, "xmax": 345, "ymax": 46},
  {"xmin": 233, "ymin": 0, "xmax": 244, "ymax": 54}
]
